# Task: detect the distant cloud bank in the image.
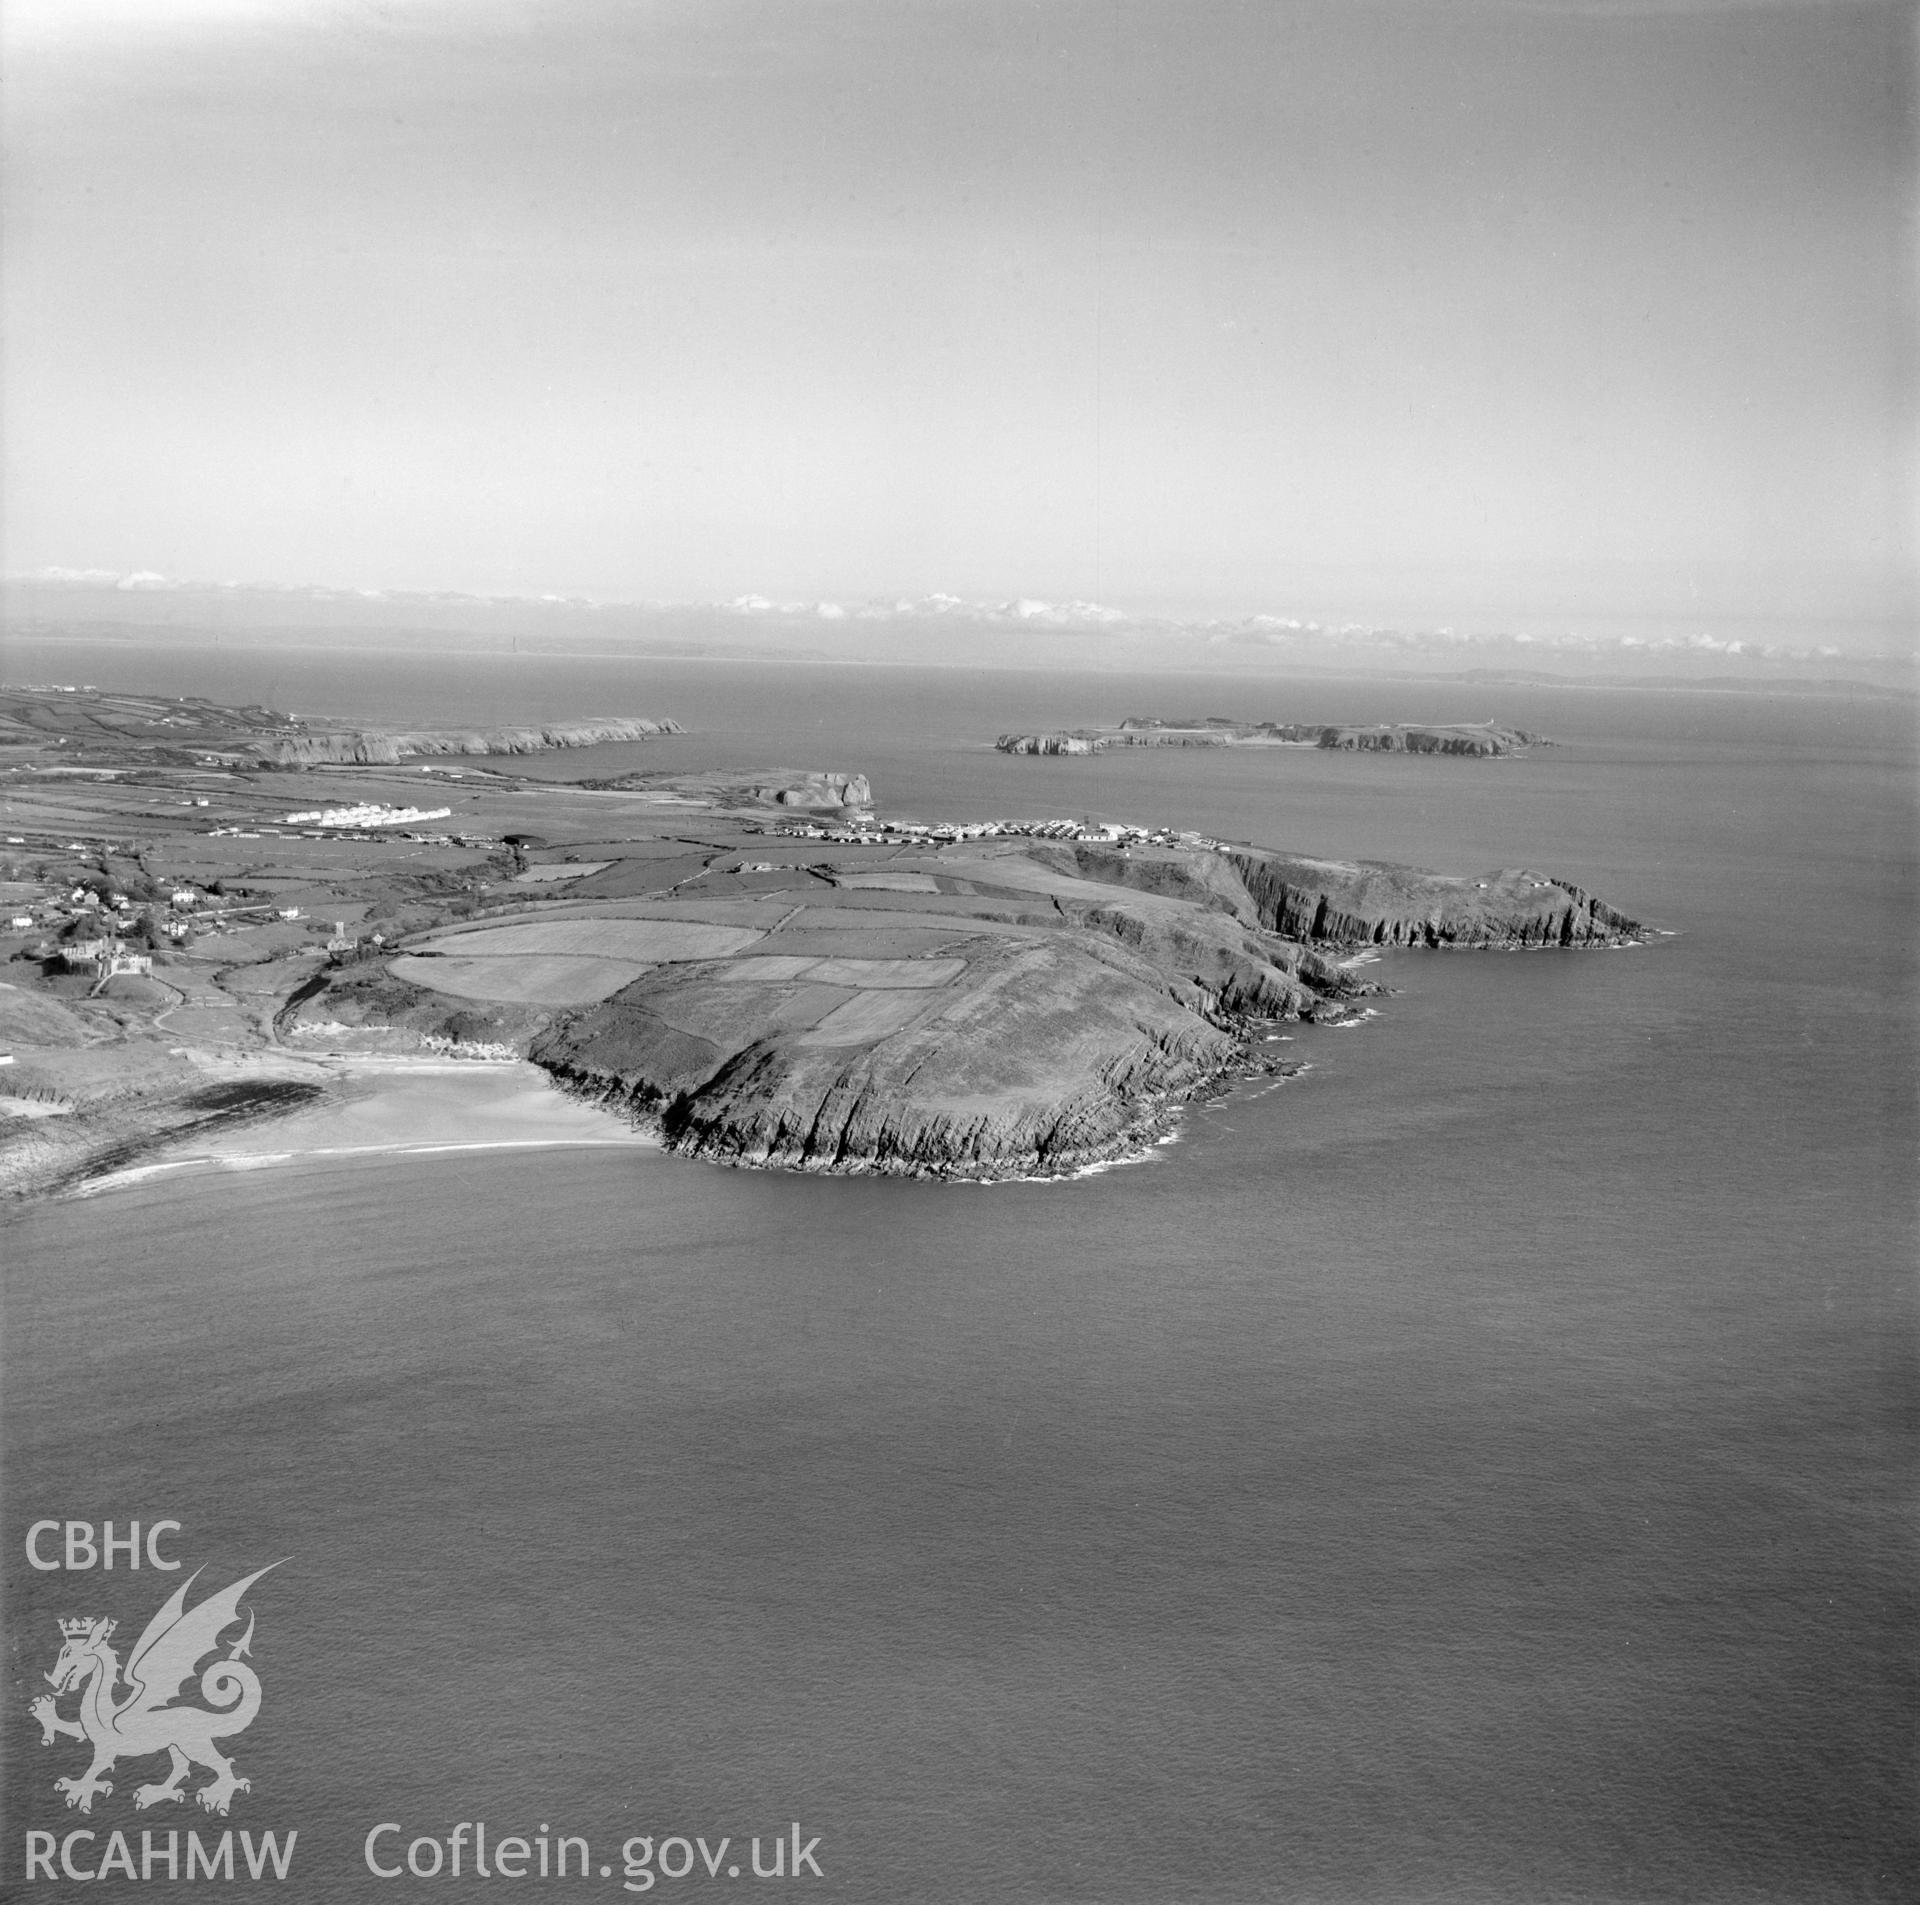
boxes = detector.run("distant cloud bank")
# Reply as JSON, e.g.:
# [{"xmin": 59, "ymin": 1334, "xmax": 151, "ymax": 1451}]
[{"xmin": 9, "ymin": 567, "xmax": 1888, "ymax": 672}]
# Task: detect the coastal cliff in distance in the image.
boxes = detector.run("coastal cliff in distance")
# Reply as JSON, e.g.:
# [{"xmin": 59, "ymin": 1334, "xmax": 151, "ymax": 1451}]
[
  {"xmin": 577, "ymin": 768, "xmax": 873, "ymax": 811},
  {"xmin": 997, "ymin": 716, "xmax": 1548, "ymax": 756},
  {"xmin": 260, "ymin": 715, "xmax": 685, "ymax": 765},
  {"xmin": 0, "ymin": 684, "xmax": 683, "ymax": 771}
]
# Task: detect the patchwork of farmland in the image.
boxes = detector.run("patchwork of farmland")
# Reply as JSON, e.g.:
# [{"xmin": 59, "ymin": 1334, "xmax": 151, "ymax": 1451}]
[{"xmin": 387, "ymin": 915, "xmax": 771, "ymax": 1005}]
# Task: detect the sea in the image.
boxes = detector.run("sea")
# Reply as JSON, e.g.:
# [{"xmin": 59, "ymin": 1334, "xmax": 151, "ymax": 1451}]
[{"xmin": 4, "ymin": 642, "xmax": 1915, "ymax": 1903}]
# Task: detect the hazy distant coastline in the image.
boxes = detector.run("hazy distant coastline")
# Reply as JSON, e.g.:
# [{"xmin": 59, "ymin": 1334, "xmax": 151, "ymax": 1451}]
[{"xmin": 6, "ymin": 573, "xmax": 1909, "ymax": 694}]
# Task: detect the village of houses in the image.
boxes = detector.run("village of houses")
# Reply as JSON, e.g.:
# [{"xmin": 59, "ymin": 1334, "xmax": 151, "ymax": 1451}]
[
  {"xmin": 0, "ymin": 692, "xmax": 530, "ymax": 1153},
  {"xmin": 3, "ymin": 780, "xmax": 486, "ymax": 974}
]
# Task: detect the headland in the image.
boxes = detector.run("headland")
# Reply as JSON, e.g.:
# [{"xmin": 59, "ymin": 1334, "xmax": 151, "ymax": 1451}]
[{"xmin": 0, "ymin": 685, "xmax": 1643, "ymax": 1195}]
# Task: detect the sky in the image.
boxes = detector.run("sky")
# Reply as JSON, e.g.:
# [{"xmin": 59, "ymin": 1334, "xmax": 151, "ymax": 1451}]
[{"xmin": 2, "ymin": 0, "xmax": 1913, "ymax": 640}]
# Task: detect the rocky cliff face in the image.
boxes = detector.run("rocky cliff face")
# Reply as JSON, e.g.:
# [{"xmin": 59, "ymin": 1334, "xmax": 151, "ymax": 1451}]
[
  {"xmin": 1038, "ymin": 842, "xmax": 1644, "ymax": 950},
  {"xmin": 531, "ymin": 937, "xmax": 1240, "ymax": 1178},
  {"xmin": 258, "ymin": 716, "xmax": 684, "ymax": 765},
  {"xmin": 996, "ymin": 732, "xmax": 1103, "ymax": 755},
  {"xmin": 1313, "ymin": 724, "xmax": 1544, "ymax": 755},
  {"xmin": 1223, "ymin": 851, "xmax": 1643, "ymax": 947},
  {"xmin": 748, "ymin": 772, "xmax": 873, "ymax": 809}
]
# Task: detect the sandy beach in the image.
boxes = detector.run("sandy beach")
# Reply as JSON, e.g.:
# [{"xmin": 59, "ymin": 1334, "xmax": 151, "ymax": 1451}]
[{"xmin": 75, "ymin": 1054, "xmax": 655, "ymax": 1195}]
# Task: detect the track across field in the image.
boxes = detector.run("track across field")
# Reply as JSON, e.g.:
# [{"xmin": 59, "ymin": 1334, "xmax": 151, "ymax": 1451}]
[
  {"xmin": 798, "ymin": 987, "xmax": 954, "ymax": 1046},
  {"xmin": 415, "ymin": 918, "xmax": 764, "ymax": 960},
  {"xmin": 389, "ymin": 951, "xmax": 646, "ymax": 1005},
  {"xmin": 717, "ymin": 955, "xmax": 966, "ymax": 988}
]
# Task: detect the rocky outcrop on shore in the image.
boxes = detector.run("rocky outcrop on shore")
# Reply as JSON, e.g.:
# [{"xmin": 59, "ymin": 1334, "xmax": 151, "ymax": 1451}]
[
  {"xmin": 1314, "ymin": 724, "xmax": 1545, "ymax": 755},
  {"xmin": 996, "ymin": 732, "xmax": 1104, "ymax": 755},
  {"xmin": 258, "ymin": 716, "xmax": 684, "ymax": 765},
  {"xmin": 746, "ymin": 771, "xmax": 873, "ymax": 809},
  {"xmin": 0, "ymin": 1073, "xmax": 328, "ymax": 1199}
]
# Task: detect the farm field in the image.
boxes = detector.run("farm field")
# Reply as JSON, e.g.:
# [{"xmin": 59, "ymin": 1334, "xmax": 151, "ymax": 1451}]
[
  {"xmin": 798, "ymin": 987, "xmax": 955, "ymax": 1046},
  {"xmin": 410, "ymin": 917, "xmax": 767, "ymax": 962},
  {"xmin": 511, "ymin": 860, "xmax": 611, "ymax": 883},
  {"xmin": 385, "ymin": 952, "xmax": 652, "ymax": 1006}
]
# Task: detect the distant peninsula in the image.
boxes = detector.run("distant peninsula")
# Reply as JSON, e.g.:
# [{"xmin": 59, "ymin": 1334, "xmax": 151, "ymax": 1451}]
[
  {"xmin": 0, "ymin": 686, "xmax": 1640, "ymax": 1195},
  {"xmin": 997, "ymin": 716, "xmax": 1548, "ymax": 756},
  {"xmin": 0, "ymin": 685, "xmax": 682, "ymax": 768}
]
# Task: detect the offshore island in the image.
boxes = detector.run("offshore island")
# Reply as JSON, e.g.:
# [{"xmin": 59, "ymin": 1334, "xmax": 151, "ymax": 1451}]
[
  {"xmin": 997, "ymin": 716, "xmax": 1550, "ymax": 755},
  {"xmin": 0, "ymin": 686, "xmax": 1643, "ymax": 1195}
]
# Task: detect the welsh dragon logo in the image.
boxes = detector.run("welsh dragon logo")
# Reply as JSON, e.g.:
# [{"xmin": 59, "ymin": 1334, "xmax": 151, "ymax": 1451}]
[{"xmin": 28, "ymin": 1563, "xmax": 280, "ymax": 1816}]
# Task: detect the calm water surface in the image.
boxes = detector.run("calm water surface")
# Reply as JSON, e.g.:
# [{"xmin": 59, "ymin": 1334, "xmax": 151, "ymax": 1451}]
[{"xmin": 5, "ymin": 650, "xmax": 1914, "ymax": 1902}]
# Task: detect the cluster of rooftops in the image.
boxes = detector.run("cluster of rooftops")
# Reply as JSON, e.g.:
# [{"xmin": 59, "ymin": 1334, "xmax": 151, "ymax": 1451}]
[{"xmin": 768, "ymin": 816, "xmax": 1229, "ymax": 851}]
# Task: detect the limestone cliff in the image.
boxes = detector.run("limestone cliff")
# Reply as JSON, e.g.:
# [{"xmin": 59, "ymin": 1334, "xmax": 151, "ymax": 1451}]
[
  {"xmin": 1312, "ymin": 725, "xmax": 1544, "ymax": 755},
  {"xmin": 995, "ymin": 732, "xmax": 1103, "ymax": 755},
  {"xmin": 1222, "ymin": 851, "xmax": 1641, "ymax": 947},
  {"xmin": 530, "ymin": 937, "xmax": 1239, "ymax": 1178},
  {"xmin": 1033, "ymin": 842, "xmax": 1644, "ymax": 950},
  {"xmin": 258, "ymin": 716, "xmax": 684, "ymax": 765},
  {"xmin": 747, "ymin": 772, "xmax": 873, "ymax": 809}
]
